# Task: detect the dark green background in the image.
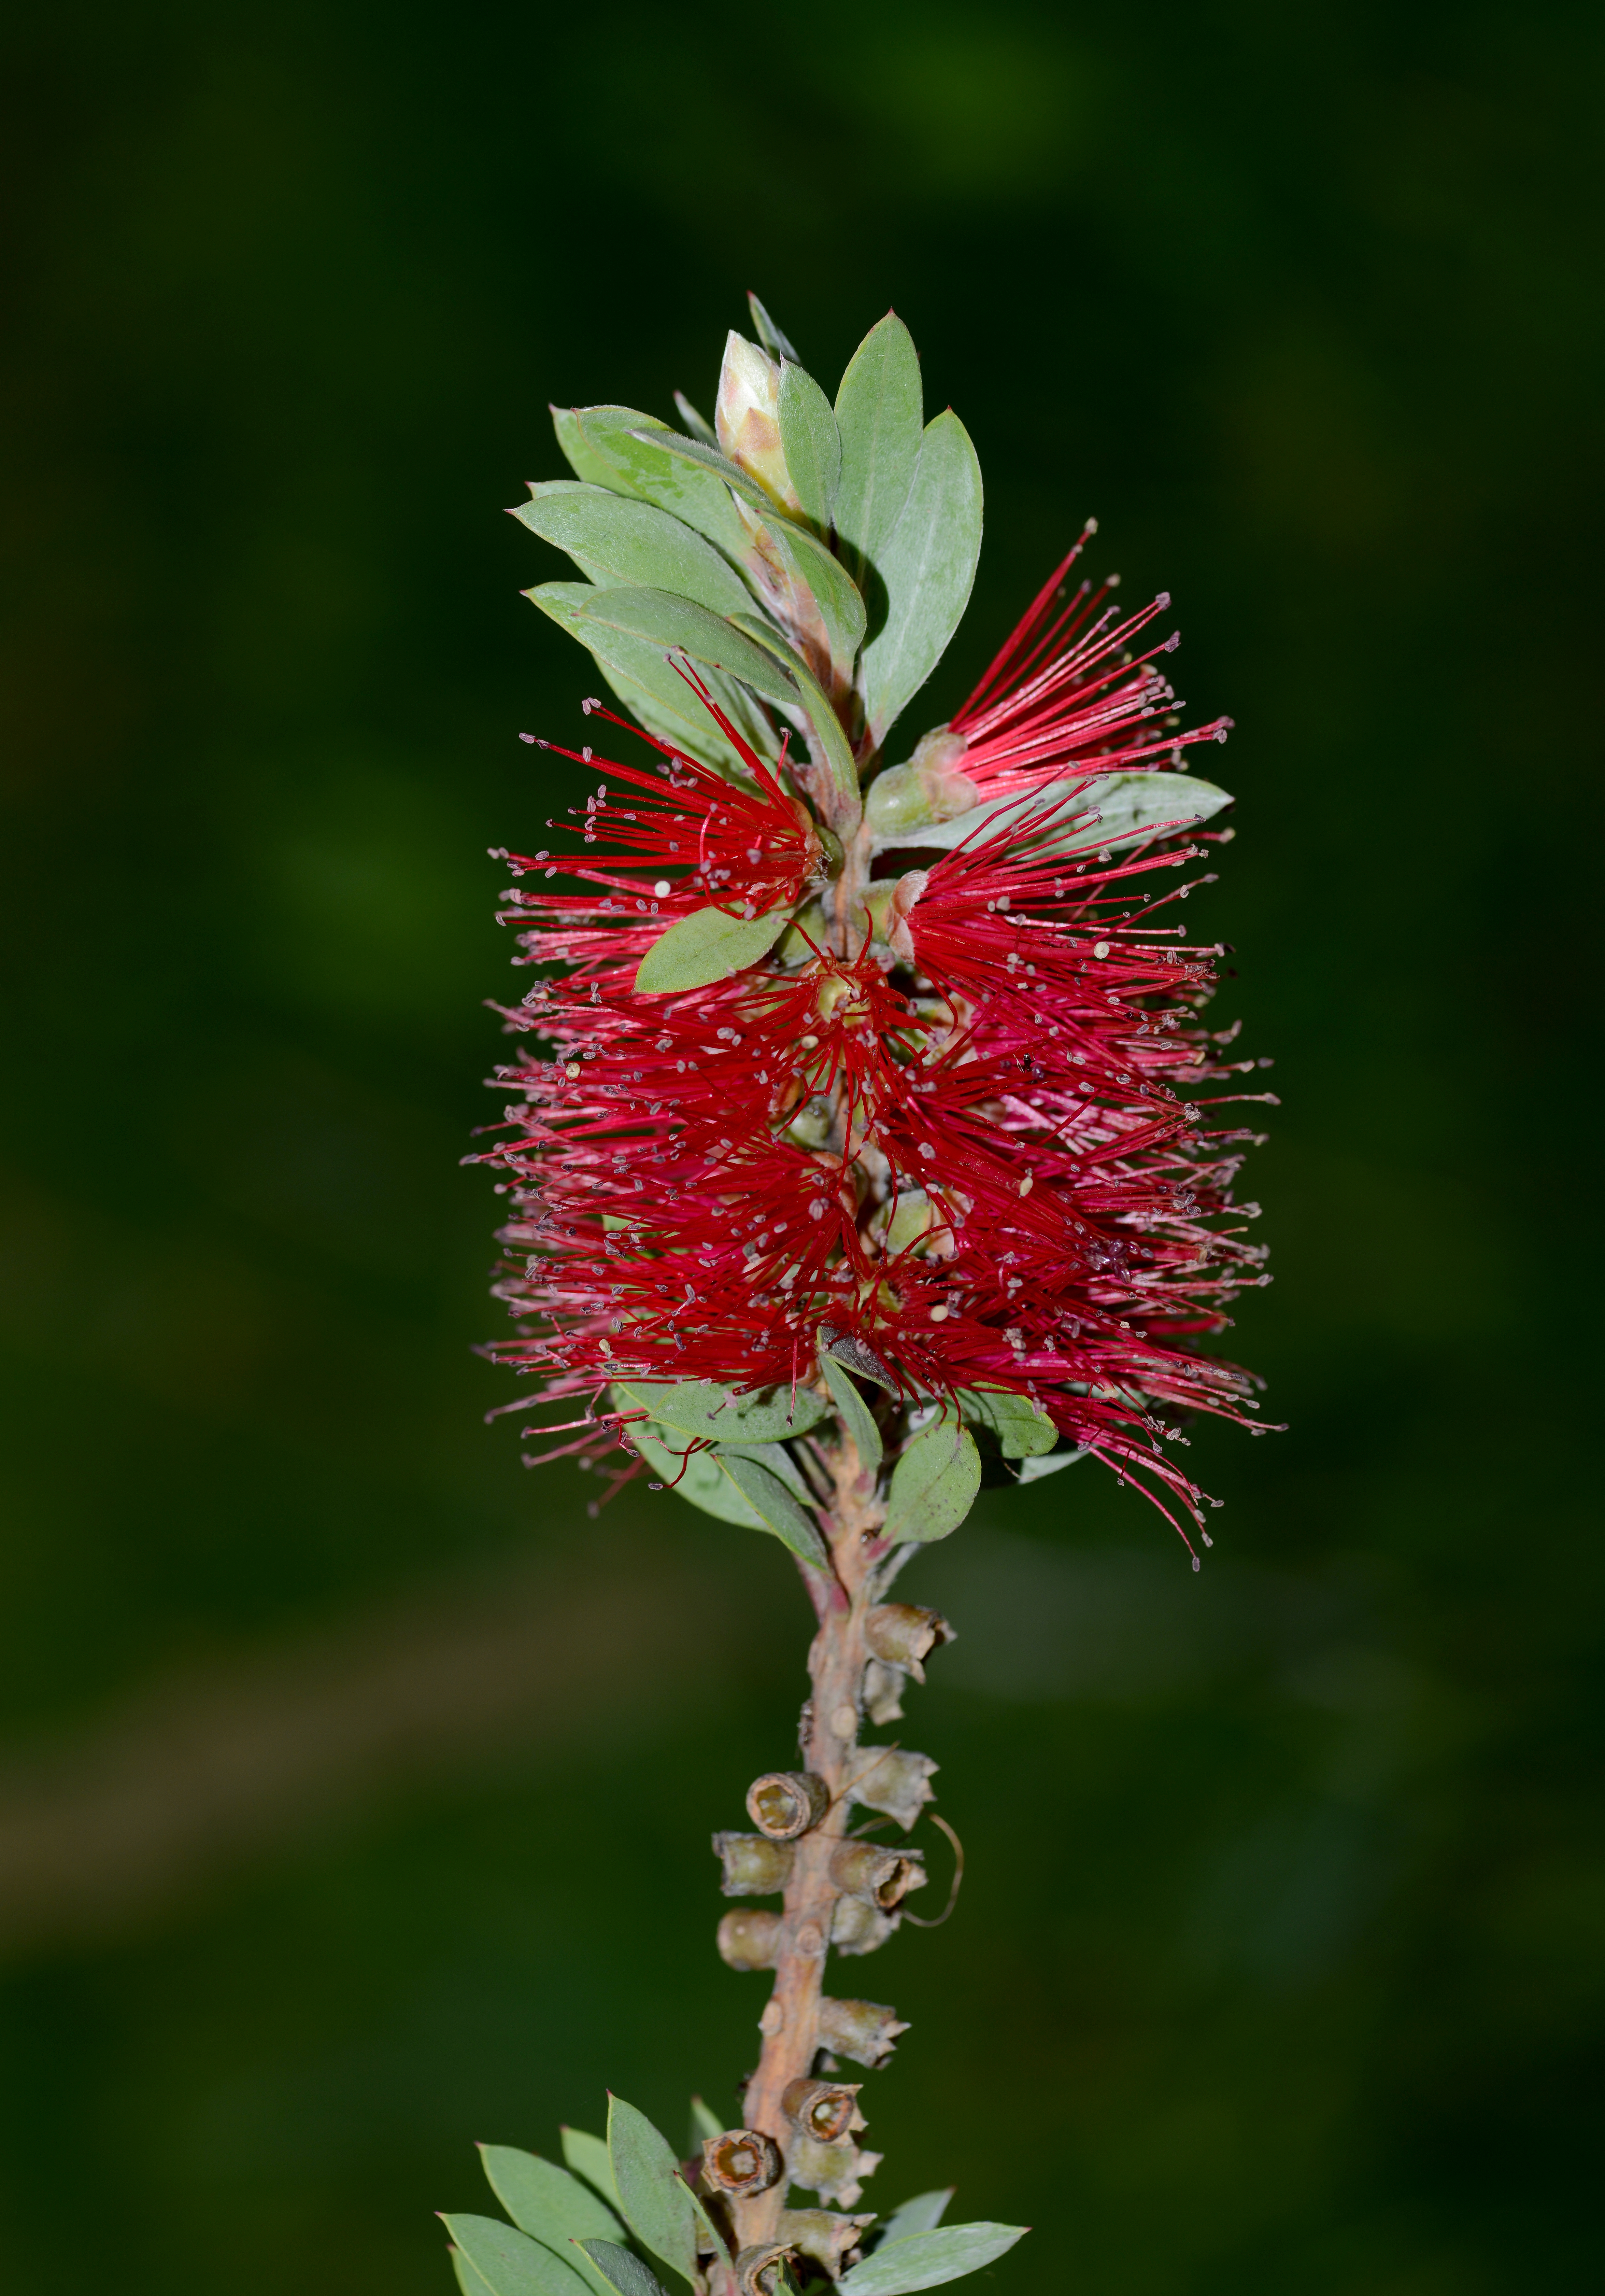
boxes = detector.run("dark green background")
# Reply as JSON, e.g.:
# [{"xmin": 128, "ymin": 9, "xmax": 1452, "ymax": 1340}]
[{"xmin": 2, "ymin": 4, "xmax": 1600, "ymax": 2291}]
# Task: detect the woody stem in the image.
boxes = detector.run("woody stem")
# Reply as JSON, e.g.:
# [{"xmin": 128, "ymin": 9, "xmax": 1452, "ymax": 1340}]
[{"xmin": 729, "ymin": 1432, "xmax": 887, "ymax": 2250}]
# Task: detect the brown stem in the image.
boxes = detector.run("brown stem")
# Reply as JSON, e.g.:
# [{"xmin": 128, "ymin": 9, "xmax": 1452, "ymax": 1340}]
[{"xmin": 729, "ymin": 1432, "xmax": 889, "ymax": 2250}]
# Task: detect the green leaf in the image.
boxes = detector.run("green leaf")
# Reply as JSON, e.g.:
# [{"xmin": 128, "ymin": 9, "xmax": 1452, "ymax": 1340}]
[
  {"xmin": 716, "ymin": 1452, "xmax": 829, "ymax": 1569},
  {"xmin": 1016, "ymin": 1446, "xmax": 1085, "ymax": 1485},
  {"xmin": 575, "ymin": 2243, "xmax": 669, "ymax": 2296},
  {"xmin": 673, "ymin": 391, "xmax": 716, "ymax": 446},
  {"xmin": 957, "ymin": 1388, "xmax": 1059, "ymax": 1458},
  {"xmin": 515, "ymin": 485, "xmax": 754, "ymax": 620},
  {"xmin": 728, "ymin": 612, "xmax": 861, "ymax": 825},
  {"xmin": 479, "ymin": 2149, "xmax": 625, "ymax": 2255},
  {"xmin": 525, "ymin": 581, "xmax": 776, "ymax": 777},
  {"xmin": 875, "ymin": 2194, "xmax": 954, "ymax": 2246},
  {"xmin": 860, "ymin": 411, "xmax": 983, "ymax": 751},
  {"xmin": 627, "ymin": 426, "xmax": 781, "ymax": 519},
  {"xmin": 837, "ymin": 2223, "xmax": 1028, "ymax": 2294},
  {"xmin": 834, "ymin": 314, "xmax": 924, "ymax": 585},
  {"xmin": 634, "ymin": 901, "xmax": 795, "ymax": 994},
  {"xmin": 880, "ymin": 770, "xmax": 1232, "ymax": 857},
  {"xmin": 616, "ymin": 1378, "xmax": 831, "ymax": 1447},
  {"xmin": 883, "ymin": 1410, "xmax": 981, "ymax": 1543},
  {"xmin": 560, "ymin": 2129, "xmax": 621, "ymax": 2209},
  {"xmin": 822, "ymin": 1356, "xmax": 884, "ymax": 1475},
  {"xmin": 607, "ymin": 2096, "xmax": 699, "ymax": 2289},
  {"xmin": 630, "ymin": 1425, "xmax": 769, "ymax": 1527},
  {"xmin": 454, "ymin": 2248, "xmax": 493, "ymax": 2296},
  {"xmin": 747, "ymin": 290, "xmax": 800, "ymax": 364},
  {"xmin": 572, "ymin": 407, "xmax": 754, "ymax": 560},
  {"xmin": 688, "ymin": 2095, "xmax": 723, "ymax": 2149},
  {"xmin": 745, "ymin": 517, "xmax": 865, "ymax": 695},
  {"xmin": 552, "ymin": 406, "xmax": 624, "ymax": 491},
  {"xmin": 573, "ymin": 587, "xmax": 801, "ymax": 713},
  {"xmin": 721, "ymin": 1439, "xmax": 812, "ymax": 1501},
  {"xmin": 443, "ymin": 2216, "xmax": 596, "ymax": 2296},
  {"xmin": 778, "ymin": 363, "xmax": 842, "ymax": 529}
]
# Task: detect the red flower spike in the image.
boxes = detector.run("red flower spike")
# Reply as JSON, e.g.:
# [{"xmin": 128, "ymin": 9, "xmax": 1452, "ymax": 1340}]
[
  {"xmin": 475, "ymin": 557, "xmax": 1270, "ymax": 1544},
  {"xmin": 946, "ymin": 533, "xmax": 1235, "ymax": 798}
]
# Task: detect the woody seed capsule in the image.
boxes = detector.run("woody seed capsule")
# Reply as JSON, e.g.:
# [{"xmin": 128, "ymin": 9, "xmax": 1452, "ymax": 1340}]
[
  {"xmin": 713, "ymin": 1831, "xmax": 796, "ymax": 1896},
  {"xmin": 716, "ymin": 1909, "xmax": 782, "ymax": 1971},
  {"xmin": 829, "ymin": 1896, "xmax": 900, "ymax": 1956},
  {"xmin": 777, "ymin": 2209, "xmax": 877, "ymax": 2274},
  {"xmin": 786, "ymin": 2133, "xmax": 884, "ymax": 2210},
  {"xmin": 746, "ymin": 1770, "xmax": 830, "ymax": 1840},
  {"xmin": 818, "ymin": 1996, "xmax": 910, "ymax": 2069},
  {"xmin": 865, "ymin": 1603, "xmax": 954, "ymax": 1678},
  {"xmin": 827, "ymin": 1839, "xmax": 926, "ymax": 1908},
  {"xmin": 780, "ymin": 2076, "xmax": 863, "ymax": 2144},
  {"xmin": 842, "ymin": 1744, "xmax": 938, "ymax": 1830},
  {"xmin": 701, "ymin": 2129, "xmax": 782, "ymax": 2197}
]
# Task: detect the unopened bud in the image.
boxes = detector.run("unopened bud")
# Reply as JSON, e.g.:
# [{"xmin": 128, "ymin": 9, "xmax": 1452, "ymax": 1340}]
[
  {"xmin": 866, "ymin": 1603, "xmax": 954, "ymax": 1679},
  {"xmin": 714, "ymin": 1831, "xmax": 796, "ymax": 1896},
  {"xmin": 747, "ymin": 1771, "xmax": 829, "ymax": 1841},
  {"xmin": 702, "ymin": 2129, "xmax": 782, "ymax": 2197},
  {"xmin": 829, "ymin": 1896, "xmax": 900, "ymax": 1956},
  {"xmin": 786, "ymin": 2136, "xmax": 883, "ymax": 2211},
  {"xmin": 715, "ymin": 334, "xmax": 801, "ymax": 512},
  {"xmin": 842, "ymin": 1744, "xmax": 938, "ymax": 1831},
  {"xmin": 827, "ymin": 1839, "xmax": 926, "ymax": 1908},
  {"xmin": 780, "ymin": 2077, "xmax": 863, "ymax": 2144},
  {"xmin": 818, "ymin": 1996, "xmax": 909, "ymax": 2070},
  {"xmin": 776, "ymin": 2211, "xmax": 875, "ymax": 2275},
  {"xmin": 865, "ymin": 731, "xmax": 979, "ymax": 840},
  {"xmin": 717, "ymin": 1910, "xmax": 782, "ymax": 1971}
]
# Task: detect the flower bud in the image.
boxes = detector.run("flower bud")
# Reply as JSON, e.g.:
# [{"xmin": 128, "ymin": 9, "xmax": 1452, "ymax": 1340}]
[
  {"xmin": 866, "ymin": 1604, "xmax": 954, "ymax": 1679},
  {"xmin": 746, "ymin": 1770, "xmax": 830, "ymax": 1841},
  {"xmin": 842, "ymin": 1745, "xmax": 938, "ymax": 1831},
  {"xmin": 714, "ymin": 1831, "xmax": 796, "ymax": 1897},
  {"xmin": 717, "ymin": 1909, "xmax": 782, "ymax": 1971},
  {"xmin": 864, "ymin": 731, "xmax": 979, "ymax": 840},
  {"xmin": 715, "ymin": 334, "xmax": 802, "ymax": 513},
  {"xmin": 818, "ymin": 1996, "xmax": 909, "ymax": 2070},
  {"xmin": 827, "ymin": 1839, "xmax": 926, "ymax": 1909},
  {"xmin": 780, "ymin": 2077, "xmax": 863, "ymax": 2144},
  {"xmin": 701, "ymin": 2129, "xmax": 783, "ymax": 2197},
  {"xmin": 828, "ymin": 1896, "xmax": 899, "ymax": 1956},
  {"xmin": 776, "ymin": 2211, "xmax": 875, "ymax": 2275},
  {"xmin": 786, "ymin": 2134, "xmax": 882, "ymax": 2209}
]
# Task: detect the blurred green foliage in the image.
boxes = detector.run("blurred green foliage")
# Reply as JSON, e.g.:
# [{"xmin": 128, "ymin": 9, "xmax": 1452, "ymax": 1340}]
[{"xmin": 1, "ymin": 3, "xmax": 1600, "ymax": 2292}]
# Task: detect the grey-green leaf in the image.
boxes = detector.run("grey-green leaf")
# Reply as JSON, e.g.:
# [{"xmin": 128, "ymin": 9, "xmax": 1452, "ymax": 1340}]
[
  {"xmin": 860, "ymin": 411, "xmax": 984, "ymax": 750},
  {"xmin": 838, "ymin": 2223, "xmax": 1028, "ymax": 2294},
  {"xmin": 454, "ymin": 2248, "xmax": 492, "ymax": 2296},
  {"xmin": 716, "ymin": 1453, "xmax": 829, "ymax": 1569},
  {"xmin": 748, "ymin": 516, "xmax": 865, "ymax": 693},
  {"xmin": 630, "ymin": 1424, "xmax": 769, "ymax": 1527},
  {"xmin": 778, "ymin": 363, "xmax": 842, "ymax": 529},
  {"xmin": 728, "ymin": 612, "xmax": 861, "ymax": 823},
  {"xmin": 443, "ymin": 2216, "xmax": 596, "ymax": 2296},
  {"xmin": 479, "ymin": 2148, "xmax": 625, "ymax": 2253},
  {"xmin": 616, "ymin": 1378, "xmax": 831, "ymax": 1447},
  {"xmin": 515, "ymin": 486, "xmax": 754, "ymax": 620},
  {"xmin": 748, "ymin": 290, "xmax": 799, "ymax": 365},
  {"xmin": 881, "ymin": 770, "xmax": 1232, "ymax": 857},
  {"xmin": 1016, "ymin": 1446, "xmax": 1086, "ymax": 1484},
  {"xmin": 875, "ymin": 2193, "xmax": 954, "ymax": 2246},
  {"xmin": 673, "ymin": 391, "xmax": 716, "ymax": 446},
  {"xmin": 570, "ymin": 407, "xmax": 754, "ymax": 559},
  {"xmin": 573, "ymin": 587, "xmax": 799, "ymax": 712},
  {"xmin": 822, "ymin": 1356, "xmax": 884, "ymax": 1475},
  {"xmin": 607, "ymin": 2096, "xmax": 699, "ymax": 2288},
  {"xmin": 634, "ymin": 900, "xmax": 794, "ymax": 994},
  {"xmin": 552, "ymin": 406, "xmax": 625, "ymax": 491},
  {"xmin": 688, "ymin": 2095, "xmax": 723, "ymax": 2149},
  {"xmin": 560, "ymin": 2128, "xmax": 621, "ymax": 2209},
  {"xmin": 957, "ymin": 1389, "xmax": 1059, "ymax": 1458},
  {"xmin": 883, "ymin": 1411, "xmax": 981, "ymax": 1543},
  {"xmin": 627, "ymin": 427, "xmax": 782, "ymax": 520},
  {"xmin": 721, "ymin": 1440, "xmax": 812, "ymax": 1502},
  {"xmin": 576, "ymin": 2243, "xmax": 670, "ymax": 2296},
  {"xmin": 526, "ymin": 581, "xmax": 777, "ymax": 776},
  {"xmin": 834, "ymin": 314, "xmax": 924, "ymax": 584}
]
